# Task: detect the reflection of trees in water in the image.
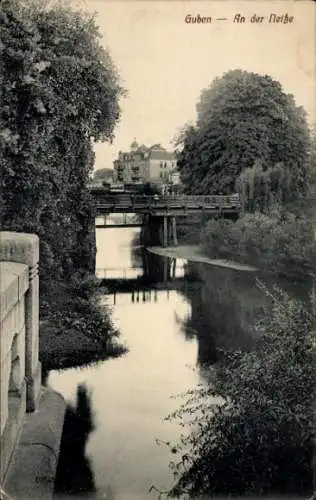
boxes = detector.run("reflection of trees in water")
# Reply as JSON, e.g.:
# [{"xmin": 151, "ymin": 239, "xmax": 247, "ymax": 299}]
[
  {"xmin": 143, "ymin": 253, "xmax": 173, "ymax": 283},
  {"xmin": 179, "ymin": 263, "xmax": 315, "ymax": 370},
  {"xmin": 54, "ymin": 384, "xmax": 96, "ymax": 496},
  {"xmin": 130, "ymin": 231, "xmax": 142, "ymax": 268},
  {"xmin": 178, "ymin": 282, "xmax": 218, "ymax": 367},
  {"xmin": 131, "ymin": 230, "xmax": 174, "ymax": 283},
  {"xmin": 178, "ymin": 264, "xmax": 273, "ymax": 369}
]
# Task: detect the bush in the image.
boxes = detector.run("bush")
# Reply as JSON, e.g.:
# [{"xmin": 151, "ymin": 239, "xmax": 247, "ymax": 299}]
[
  {"xmin": 39, "ymin": 274, "xmax": 126, "ymax": 370},
  {"xmin": 201, "ymin": 211, "xmax": 316, "ymax": 281},
  {"xmin": 167, "ymin": 288, "xmax": 315, "ymax": 497}
]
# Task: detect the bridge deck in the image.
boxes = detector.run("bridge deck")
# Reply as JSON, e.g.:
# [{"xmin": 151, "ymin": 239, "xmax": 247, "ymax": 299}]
[{"xmin": 92, "ymin": 192, "xmax": 241, "ymax": 215}]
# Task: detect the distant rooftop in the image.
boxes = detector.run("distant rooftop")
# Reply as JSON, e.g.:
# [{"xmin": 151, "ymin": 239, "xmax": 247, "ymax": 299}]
[{"xmin": 120, "ymin": 140, "xmax": 175, "ymax": 160}]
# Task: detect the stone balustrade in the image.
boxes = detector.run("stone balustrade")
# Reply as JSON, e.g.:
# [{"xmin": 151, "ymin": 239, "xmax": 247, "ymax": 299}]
[{"xmin": 0, "ymin": 232, "xmax": 42, "ymax": 484}]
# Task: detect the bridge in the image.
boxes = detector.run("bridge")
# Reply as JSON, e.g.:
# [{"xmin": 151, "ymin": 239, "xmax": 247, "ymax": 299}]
[
  {"xmin": 90, "ymin": 189, "xmax": 241, "ymax": 247},
  {"xmin": 89, "ymin": 189, "xmax": 241, "ymax": 216}
]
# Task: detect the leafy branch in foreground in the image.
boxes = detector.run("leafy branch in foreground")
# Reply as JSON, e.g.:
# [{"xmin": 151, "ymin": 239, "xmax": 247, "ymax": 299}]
[{"xmin": 165, "ymin": 286, "xmax": 315, "ymax": 497}]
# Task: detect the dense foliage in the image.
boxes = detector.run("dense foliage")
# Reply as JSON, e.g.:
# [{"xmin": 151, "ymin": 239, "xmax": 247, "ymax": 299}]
[
  {"xmin": 167, "ymin": 288, "xmax": 315, "ymax": 496},
  {"xmin": 236, "ymin": 160, "xmax": 294, "ymax": 213},
  {"xmin": 1, "ymin": 0, "xmax": 124, "ymax": 281},
  {"xmin": 39, "ymin": 273, "xmax": 126, "ymax": 370},
  {"xmin": 176, "ymin": 70, "xmax": 311, "ymax": 197},
  {"xmin": 200, "ymin": 210, "xmax": 316, "ymax": 281},
  {"xmin": 1, "ymin": 0, "xmax": 126, "ymax": 367},
  {"xmin": 310, "ymin": 125, "xmax": 316, "ymax": 190},
  {"xmin": 92, "ymin": 168, "xmax": 114, "ymax": 184},
  {"xmin": 172, "ymin": 72, "xmax": 315, "ymax": 498}
]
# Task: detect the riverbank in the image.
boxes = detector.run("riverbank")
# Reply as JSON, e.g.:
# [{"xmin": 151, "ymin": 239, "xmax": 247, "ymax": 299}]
[
  {"xmin": 39, "ymin": 276, "xmax": 126, "ymax": 371},
  {"xmin": 147, "ymin": 245, "xmax": 259, "ymax": 272},
  {"xmin": 39, "ymin": 321, "xmax": 123, "ymax": 372}
]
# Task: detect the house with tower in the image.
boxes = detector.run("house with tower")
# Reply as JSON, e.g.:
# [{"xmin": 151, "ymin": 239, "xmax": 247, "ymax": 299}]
[{"xmin": 113, "ymin": 139, "xmax": 177, "ymax": 186}]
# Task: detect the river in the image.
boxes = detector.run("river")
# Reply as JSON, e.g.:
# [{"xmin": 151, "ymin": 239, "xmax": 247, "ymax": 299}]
[
  {"xmin": 47, "ymin": 222, "xmax": 313, "ymax": 499},
  {"xmin": 48, "ymin": 225, "xmax": 206, "ymax": 499}
]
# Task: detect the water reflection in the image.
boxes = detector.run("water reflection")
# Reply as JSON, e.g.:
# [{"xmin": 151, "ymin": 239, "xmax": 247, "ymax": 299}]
[
  {"xmin": 50, "ymin": 225, "xmax": 314, "ymax": 498},
  {"xmin": 179, "ymin": 263, "xmax": 271, "ymax": 357},
  {"xmin": 50, "ymin": 224, "xmax": 201, "ymax": 498},
  {"xmin": 96, "ymin": 228, "xmax": 185, "ymax": 284},
  {"xmin": 55, "ymin": 384, "xmax": 96, "ymax": 496},
  {"xmin": 50, "ymin": 286, "xmax": 200, "ymax": 498}
]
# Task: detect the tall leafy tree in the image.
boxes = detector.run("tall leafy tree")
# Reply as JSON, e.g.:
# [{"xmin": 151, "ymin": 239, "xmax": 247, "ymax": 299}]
[
  {"xmin": 177, "ymin": 70, "xmax": 311, "ymax": 197},
  {"xmin": 1, "ymin": 0, "xmax": 125, "ymax": 280}
]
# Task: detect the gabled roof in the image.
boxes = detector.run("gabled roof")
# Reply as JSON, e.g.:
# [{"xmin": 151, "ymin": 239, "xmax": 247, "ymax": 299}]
[
  {"xmin": 116, "ymin": 142, "xmax": 175, "ymax": 161},
  {"xmin": 149, "ymin": 150, "xmax": 175, "ymax": 160}
]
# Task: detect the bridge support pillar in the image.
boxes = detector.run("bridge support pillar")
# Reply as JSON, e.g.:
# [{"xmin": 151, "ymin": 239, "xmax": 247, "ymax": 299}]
[
  {"xmin": 163, "ymin": 216, "xmax": 168, "ymax": 248},
  {"xmin": 171, "ymin": 217, "xmax": 177, "ymax": 246},
  {"xmin": 142, "ymin": 214, "xmax": 178, "ymax": 249},
  {"xmin": 161, "ymin": 216, "xmax": 178, "ymax": 248},
  {"xmin": 163, "ymin": 258, "xmax": 168, "ymax": 281}
]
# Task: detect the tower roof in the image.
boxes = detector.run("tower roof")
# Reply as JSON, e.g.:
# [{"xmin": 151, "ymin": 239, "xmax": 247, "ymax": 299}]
[{"xmin": 130, "ymin": 138, "xmax": 139, "ymax": 150}]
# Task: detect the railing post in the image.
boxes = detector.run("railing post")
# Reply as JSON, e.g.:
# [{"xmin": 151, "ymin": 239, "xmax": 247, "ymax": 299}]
[{"xmin": 25, "ymin": 258, "xmax": 41, "ymax": 412}]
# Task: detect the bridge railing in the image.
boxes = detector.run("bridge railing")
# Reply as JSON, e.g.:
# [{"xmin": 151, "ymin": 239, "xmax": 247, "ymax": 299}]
[{"xmin": 93, "ymin": 193, "xmax": 240, "ymax": 208}]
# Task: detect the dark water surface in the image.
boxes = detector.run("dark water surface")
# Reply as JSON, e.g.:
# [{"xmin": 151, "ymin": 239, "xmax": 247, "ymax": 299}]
[{"xmin": 49, "ymin": 221, "xmax": 312, "ymax": 499}]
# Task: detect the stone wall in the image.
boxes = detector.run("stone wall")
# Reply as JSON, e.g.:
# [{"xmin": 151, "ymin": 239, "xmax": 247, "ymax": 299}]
[
  {"xmin": 0, "ymin": 231, "xmax": 66, "ymax": 499},
  {"xmin": 0, "ymin": 232, "xmax": 42, "ymax": 484},
  {"xmin": 0, "ymin": 261, "xmax": 29, "ymax": 482}
]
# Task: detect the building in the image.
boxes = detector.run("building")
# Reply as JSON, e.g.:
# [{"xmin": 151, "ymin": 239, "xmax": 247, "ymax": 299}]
[{"xmin": 113, "ymin": 140, "xmax": 177, "ymax": 185}]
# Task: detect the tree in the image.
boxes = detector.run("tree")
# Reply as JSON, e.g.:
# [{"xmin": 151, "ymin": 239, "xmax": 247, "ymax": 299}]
[
  {"xmin": 176, "ymin": 70, "xmax": 311, "ymax": 197},
  {"xmin": 92, "ymin": 168, "xmax": 114, "ymax": 183},
  {"xmin": 1, "ymin": 0, "xmax": 125, "ymax": 281},
  {"xmin": 310, "ymin": 124, "xmax": 316, "ymax": 191},
  {"xmin": 167, "ymin": 287, "xmax": 315, "ymax": 497},
  {"xmin": 236, "ymin": 160, "xmax": 294, "ymax": 213}
]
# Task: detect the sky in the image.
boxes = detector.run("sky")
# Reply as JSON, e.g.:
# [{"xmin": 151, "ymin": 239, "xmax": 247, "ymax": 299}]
[{"xmin": 73, "ymin": 0, "xmax": 316, "ymax": 171}]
